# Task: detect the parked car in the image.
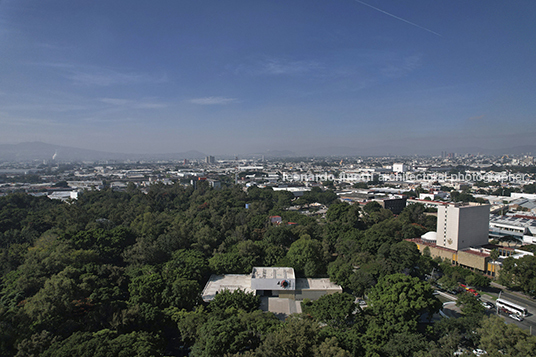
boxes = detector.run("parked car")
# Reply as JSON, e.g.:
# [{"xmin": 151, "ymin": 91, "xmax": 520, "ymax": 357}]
[
  {"xmin": 481, "ymin": 301, "xmax": 494, "ymax": 309},
  {"xmin": 509, "ymin": 314, "xmax": 523, "ymax": 322}
]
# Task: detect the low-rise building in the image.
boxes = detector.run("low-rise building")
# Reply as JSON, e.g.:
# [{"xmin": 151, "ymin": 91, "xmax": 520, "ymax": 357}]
[
  {"xmin": 202, "ymin": 267, "xmax": 341, "ymax": 302},
  {"xmin": 407, "ymin": 237, "xmax": 501, "ymax": 277},
  {"xmin": 202, "ymin": 267, "xmax": 342, "ymax": 318},
  {"xmin": 489, "ymin": 214, "xmax": 536, "ymax": 240},
  {"xmin": 374, "ymin": 197, "xmax": 407, "ymax": 215}
]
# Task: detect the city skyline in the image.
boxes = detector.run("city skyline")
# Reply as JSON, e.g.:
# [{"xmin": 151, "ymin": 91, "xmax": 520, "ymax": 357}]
[{"xmin": 1, "ymin": 0, "xmax": 535, "ymax": 155}]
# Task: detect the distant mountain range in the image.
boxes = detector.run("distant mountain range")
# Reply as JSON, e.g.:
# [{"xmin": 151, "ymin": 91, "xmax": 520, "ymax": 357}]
[
  {"xmin": 486, "ymin": 145, "xmax": 536, "ymax": 156},
  {"xmin": 0, "ymin": 142, "xmax": 206, "ymax": 162},
  {"xmin": 0, "ymin": 142, "xmax": 534, "ymax": 162},
  {"xmin": 291, "ymin": 145, "xmax": 536, "ymax": 157}
]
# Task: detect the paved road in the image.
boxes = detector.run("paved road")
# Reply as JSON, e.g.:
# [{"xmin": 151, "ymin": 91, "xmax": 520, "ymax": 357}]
[
  {"xmin": 499, "ymin": 290, "xmax": 536, "ymax": 313},
  {"xmin": 495, "ymin": 291, "xmax": 536, "ymax": 334},
  {"xmin": 436, "ymin": 288, "xmax": 536, "ymax": 335}
]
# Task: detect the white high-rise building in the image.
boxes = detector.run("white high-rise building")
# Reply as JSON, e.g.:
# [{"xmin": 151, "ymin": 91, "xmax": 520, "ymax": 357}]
[
  {"xmin": 437, "ymin": 204, "xmax": 490, "ymax": 251},
  {"xmin": 392, "ymin": 163, "xmax": 407, "ymax": 173}
]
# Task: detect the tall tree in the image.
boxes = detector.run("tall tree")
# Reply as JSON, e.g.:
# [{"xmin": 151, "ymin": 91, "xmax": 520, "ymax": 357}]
[
  {"xmin": 286, "ymin": 236, "xmax": 324, "ymax": 277},
  {"xmin": 478, "ymin": 316, "xmax": 536, "ymax": 356},
  {"xmin": 302, "ymin": 292, "xmax": 358, "ymax": 328},
  {"xmin": 367, "ymin": 273, "xmax": 441, "ymax": 333}
]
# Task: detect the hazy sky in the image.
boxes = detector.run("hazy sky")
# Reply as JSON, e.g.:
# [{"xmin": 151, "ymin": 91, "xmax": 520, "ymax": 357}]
[{"xmin": 1, "ymin": 0, "xmax": 535, "ymax": 155}]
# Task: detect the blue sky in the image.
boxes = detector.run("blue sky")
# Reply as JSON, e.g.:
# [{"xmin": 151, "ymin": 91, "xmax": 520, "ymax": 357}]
[{"xmin": 1, "ymin": 0, "xmax": 535, "ymax": 155}]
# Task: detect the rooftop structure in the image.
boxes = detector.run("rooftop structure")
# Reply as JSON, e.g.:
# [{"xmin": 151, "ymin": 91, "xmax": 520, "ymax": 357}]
[
  {"xmin": 421, "ymin": 231, "xmax": 437, "ymax": 244},
  {"xmin": 489, "ymin": 214, "xmax": 536, "ymax": 240},
  {"xmin": 251, "ymin": 267, "xmax": 295, "ymax": 291},
  {"xmin": 373, "ymin": 197, "xmax": 407, "ymax": 215},
  {"xmin": 407, "ymin": 198, "xmax": 447, "ymax": 209},
  {"xmin": 511, "ymin": 192, "xmax": 536, "ymax": 201},
  {"xmin": 201, "ymin": 274, "xmax": 254, "ymax": 302},
  {"xmin": 202, "ymin": 267, "xmax": 342, "ymax": 310}
]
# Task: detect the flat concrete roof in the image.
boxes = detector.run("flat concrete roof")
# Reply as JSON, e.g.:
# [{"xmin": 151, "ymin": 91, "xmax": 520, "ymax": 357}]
[
  {"xmin": 259, "ymin": 297, "xmax": 302, "ymax": 320},
  {"xmin": 252, "ymin": 267, "xmax": 295, "ymax": 280},
  {"xmin": 202, "ymin": 268, "xmax": 342, "ymax": 302},
  {"xmin": 201, "ymin": 274, "xmax": 253, "ymax": 302},
  {"xmin": 296, "ymin": 278, "xmax": 342, "ymax": 291}
]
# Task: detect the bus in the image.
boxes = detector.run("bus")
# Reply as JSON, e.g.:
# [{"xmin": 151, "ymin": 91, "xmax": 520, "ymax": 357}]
[{"xmin": 496, "ymin": 298, "xmax": 528, "ymax": 317}]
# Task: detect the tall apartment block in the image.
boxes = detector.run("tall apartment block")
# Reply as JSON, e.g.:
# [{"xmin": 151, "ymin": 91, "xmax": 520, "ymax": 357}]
[{"xmin": 205, "ymin": 156, "xmax": 215, "ymax": 164}]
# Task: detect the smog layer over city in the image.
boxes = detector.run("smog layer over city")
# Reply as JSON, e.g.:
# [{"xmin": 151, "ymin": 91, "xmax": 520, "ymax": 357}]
[{"xmin": 1, "ymin": 1, "xmax": 536, "ymax": 357}]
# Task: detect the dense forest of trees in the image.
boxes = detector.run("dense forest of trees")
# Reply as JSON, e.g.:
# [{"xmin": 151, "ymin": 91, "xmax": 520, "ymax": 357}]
[{"xmin": 0, "ymin": 182, "xmax": 534, "ymax": 356}]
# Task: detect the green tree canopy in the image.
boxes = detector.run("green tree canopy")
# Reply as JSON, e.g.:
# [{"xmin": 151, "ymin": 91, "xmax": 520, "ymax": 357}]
[
  {"xmin": 208, "ymin": 289, "xmax": 260, "ymax": 316},
  {"xmin": 191, "ymin": 310, "xmax": 279, "ymax": 357},
  {"xmin": 40, "ymin": 329, "xmax": 163, "ymax": 357},
  {"xmin": 478, "ymin": 316, "xmax": 536, "ymax": 357},
  {"xmin": 286, "ymin": 236, "xmax": 324, "ymax": 277},
  {"xmin": 253, "ymin": 316, "xmax": 321, "ymax": 357},
  {"xmin": 301, "ymin": 292, "xmax": 358, "ymax": 328},
  {"xmin": 367, "ymin": 273, "xmax": 441, "ymax": 333}
]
